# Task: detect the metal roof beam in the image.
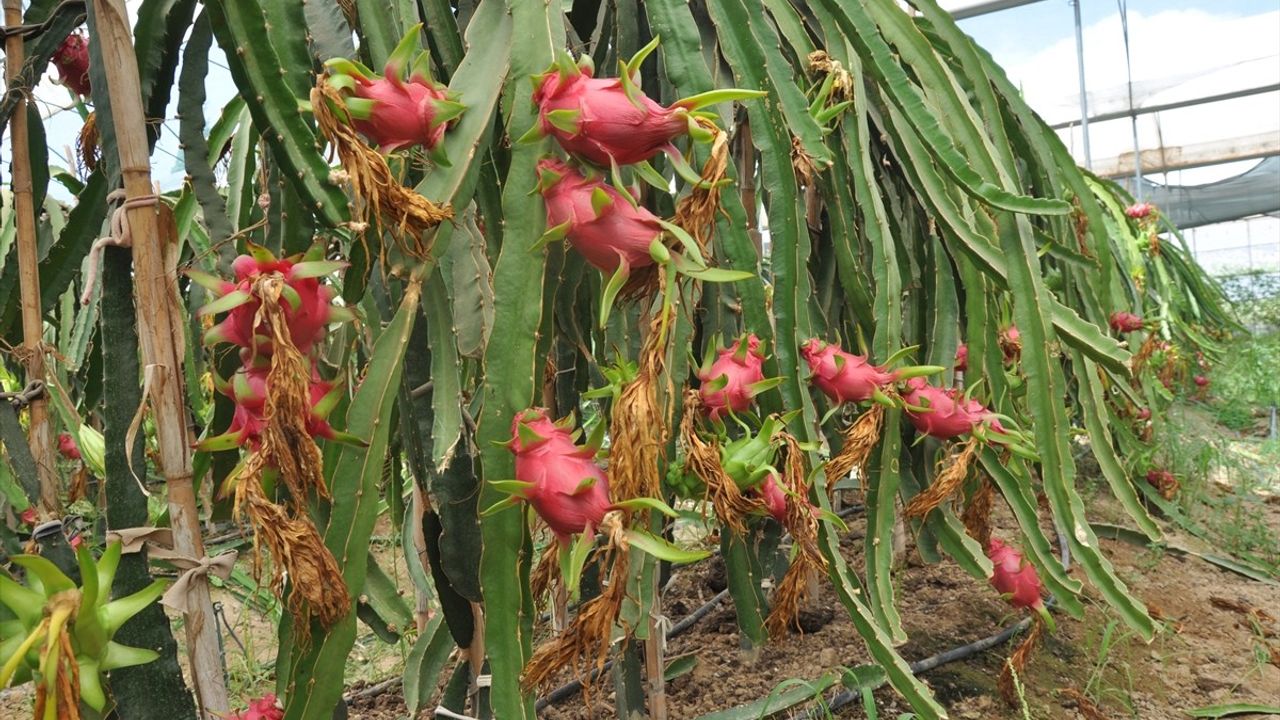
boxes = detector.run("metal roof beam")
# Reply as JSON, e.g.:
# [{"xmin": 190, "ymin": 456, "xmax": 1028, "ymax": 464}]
[
  {"xmin": 944, "ymin": 0, "xmax": 1049, "ymax": 20},
  {"xmin": 1093, "ymin": 132, "xmax": 1280, "ymax": 178},
  {"xmin": 1050, "ymin": 82, "xmax": 1280, "ymax": 129}
]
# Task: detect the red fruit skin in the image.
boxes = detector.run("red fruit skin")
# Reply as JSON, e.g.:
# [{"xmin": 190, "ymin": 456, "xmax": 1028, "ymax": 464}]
[
  {"xmin": 1136, "ymin": 407, "xmax": 1152, "ymax": 421},
  {"xmin": 1108, "ymin": 312, "xmax": 1145, "ymax": 333},
  {"xmin": 800, "ymin": 338, "xmax": 897, "ymax": 405},
  {"xmin": 52, "ymin": 33, "xmax": 91, "ymax": 96},
  {"xmin": 1125, "ymin": 202, "xmax": 1154, "ymax": 219},
  {"xmin": 348, "ymin": 67, "xmax": 450, "ymax": 152},
  {"xmin": 69, "ymin": 534, "xmax": 84, "ymax": 550},
  {"xmin": 537, "ymin": 158, "xmax": 662, "ymax": 273},
  {"xmin": 757, "ymin": 472, "xmax": 788, "ymax": 524},
  {"xmin": 533, "ymin": 68, "xmax": 687, "ymax": 166},
  {"xmin": 210, "ymin": 256, "xmax": 340, "ymax": 355},
  {"xmin": 902, "ymin": 377, "xmax": 987, "ymax": 439},
  {"xmin": 954, "ymin": 344, "xmax": 968, "ymax": 373},
  {"xmin": 57, "ymin": 432, "xmax": 82, "ymax": 460},
  {"xmin": 698, "ymin": 335, "xmax": 767, "ymax": 419},
  {"xmin": 987, "ymin": 538, "xmax": 1045, "ymax": 611},
  {"xmin": 999, "ymin": 325, "xmax": 1021, "ymax": 362},
  {"xmin": 19, "ymin": 508, "xmax": 38, "ymax": 526},
  {"xmin": 1193, "ymin": 375, "xmax": 1210, "ymax": 388},
  {"xmin": 509, "ymin": 409, "xmax": 612, "ymax": 543},
  {"xmin": 229, "ymin": 694, "xmax": 284, "ymax": 720}
]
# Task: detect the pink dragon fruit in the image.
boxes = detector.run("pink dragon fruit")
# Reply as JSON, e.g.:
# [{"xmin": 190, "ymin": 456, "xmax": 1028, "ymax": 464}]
[
  {"xmin": 987, "ymin": 538, "xmax": 1053, "ymax": 629},
  {"xmin": 323, "ymin": 27, "xmax": 464, "ymax": 153},
  {"xmin": 19, "ymin": 507, "xmax": 38, "ymax": 526},
  {"xmin": 1109, "ymin": 312, "xmax": 1144, "ymax": 333},
  {"xmin": 757, "ymin": 472, "xmax": 788, "ymax": 524},
  {"xmin": 530, "ymin": 59, "xmax": 690, "ymax": 167},
  {"xmin": 1125, "ymin": 202, "xmax": 1154, "ymax": 219},
  {"xmin": 902, "ymin": 377, "xmax": 1002, "ymax": 440},
  {"xmin": 57, "ymin": 432, "xmax": 82, "ymax": 461},
  {"xmin": 51, "ymin": 33, "xmax": 91, "ymax": 97},
  {"xmin": 999, "ymin": 325, "xmax": 1021, "ymax": 363},
  {"xmin": 507, "ymin": 409, "xmax": 612, "ymax": 543},
  {"xmin": 229, "ymin": 694, "xmax": 284, "ymax": 720},
  {"xmin": 1194, "ymin": 375, "xmax": 1210, "ymax": 388},
  {"xmin": 536, "ymin": 157, "xmax": 662, "ymax": 273},
  {"xmin": 954, "ymin": 344, "xmax": 969, "ymax": 373},
  {"xmin": 197, "ymin": 367, "xmax": 350, "ymax": 451},
  {"xmin": 191, "ymin": 246, "xmax": 351, "ymax": 357},
  {"xmin": 1136, "ymin": 407, "xmax": 1152, "ymax": 421},
  {"xmin": 800, "ymin": 338, "xmax": 897, "ymax": 405},
  {"xmin": 697, "ymin": 334, "xmax": 775, "ymax": 419}
]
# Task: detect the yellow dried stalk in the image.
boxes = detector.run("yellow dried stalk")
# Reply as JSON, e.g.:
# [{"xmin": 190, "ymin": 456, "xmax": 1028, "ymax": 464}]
[
  {"xmin": 765, "ymin": 433, "xmax": 828, "ymax": 638},
  {"xmin": 679, "ymin": 391, "xmax": 762, "ymax": 533},
  {"xmin": 998, "ymin": 615, "xmax": 1044, "ymax": 706},
  {"xmin": 807, "ymin": 50, "xmax": 854, "ymax": 101},
  {"xmin": 607, "ymin": 309, "xmax": 670, "ymax": 504},
  {"xmin": 310, "ymin": 80, "xmax": 452, "ymax": 262},
  {"xmin": 77, "ymin": 111, "xmax": 99, "ymax": 173},
  {"xmin": 903, "ymin": 436, "xmax": 979, "ymax": 519},
  {"xmin": 529, "ymin": 539, "xmax": 560, "ymax": 611},
  {"xmin": 961, "ymin": 475, "xmax": 995, "ymax": 550},
  {"xmin": 824, "ymin": 404, "xmax": 885, "ymax": 496}
]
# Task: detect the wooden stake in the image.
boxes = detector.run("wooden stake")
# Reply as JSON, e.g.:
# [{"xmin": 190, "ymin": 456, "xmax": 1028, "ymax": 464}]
[
  {"xmin": 87, "ymin": 0, "xmax": 228, "ymax": 715},
  {"xmin": 4, "ymin": 0, "xmax": 60, "ymax": 515}
]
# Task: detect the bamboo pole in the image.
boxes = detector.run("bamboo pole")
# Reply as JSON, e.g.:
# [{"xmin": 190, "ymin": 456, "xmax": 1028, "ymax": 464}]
[
  {"xmin": 4, "ymin": 0, "xmax": 61, "ymax": 515},
  {"xmin": 87, "ymin": 1, "xmax": 229, "ymax": 715}
]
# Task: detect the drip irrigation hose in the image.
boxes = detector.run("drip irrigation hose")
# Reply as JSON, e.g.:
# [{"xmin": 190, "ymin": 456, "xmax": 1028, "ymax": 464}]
[
  {"xmin": 799, "ymin": 526, "xmax": 1074, "ymax": 718},
  {"xmin": 536, "ymin": 503, "xmax": 866, "ymax": 710}
]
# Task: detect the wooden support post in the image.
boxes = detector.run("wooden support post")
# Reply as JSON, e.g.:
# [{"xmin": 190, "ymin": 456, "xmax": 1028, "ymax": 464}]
[
  {"xmin": 4, "ymin": 0, "xmax": 60, "ymax": 515},
  {"xmin": 88, "ymin": 0, "xmax": 229, "ymax": 715}
]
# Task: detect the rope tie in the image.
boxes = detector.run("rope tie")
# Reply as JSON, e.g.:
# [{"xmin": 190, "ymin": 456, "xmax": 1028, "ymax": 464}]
[{"xmin": 79, "ymin": 189, "xmax": 161, "ymax": 305}]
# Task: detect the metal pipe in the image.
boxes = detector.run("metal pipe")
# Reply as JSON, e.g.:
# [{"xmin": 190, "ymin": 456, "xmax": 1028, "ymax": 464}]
[{"xmin": 1071, "ymin": 0, "xmax": 1092, "ymax": 169}]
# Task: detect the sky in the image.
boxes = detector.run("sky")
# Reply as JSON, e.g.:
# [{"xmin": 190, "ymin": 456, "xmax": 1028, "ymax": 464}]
[{"xmin": 9, "ymin": 0, "xmax": 1280, "ymax": 274}]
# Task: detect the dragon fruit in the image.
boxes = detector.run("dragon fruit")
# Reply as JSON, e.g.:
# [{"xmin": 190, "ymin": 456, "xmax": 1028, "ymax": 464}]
[
  {"xmin": 1109, "ymin": 312, "xmax": 1144, "ymax": 333},
  {"xmin": 954, "ymin": 344, "xmax": 969, "ymax": 372},
  {"xmin": 229, "ymin": 694, "xmax": 284, "ymax": 720},
  {"xmin": 902, "ymin": 377, "xmax": 1003, "ymax": 440},
  {"xmin": 19, "ymin": 507, "xmax": 37, "ymax": 526},
  {"xmin": 507, "ymin": 409, "xmax": 612, "ymax": 543},
  {"xmin": 531, "ymin": 59, "xmax": 688, "ymax": 167},
  {"xmin": 51, "ymin": 33, "xmax": 91, "ymax": 97},
  {"xmin": 999, "ymin": 325, "xmax": 1021, "ymax": 363},
  {"xmin": 1194, "ymin": 375, "xmax": 1210, "ymax": 388},
  {"xmin": 988, "ymin": 538, "xmax": 1054, "ymax": 630},
  {"xmin": 197, "ymin": 367, "xmax": 349, "ymax": 451},
  {"xmin": 191, "ymin": 246, "xmax": 351, "ymax": 357},
  {"xmin": 323, "ymin": 27, "xmax": 464, "ymax": 153},
  {"xmin": 536, "ymin": 157, "xmax": 662, "ymax": 273},
  {"xmin": 800, "ymin": 338, "xmax": 897, "ymax": 405},
  {"xmin": 1136, "ymin": 407, "xmax": 1152, "ymax": 421},
  {"xmin": 57, "ymin": 432, "xmax": 82, "ymax": 460},
  {"xmin": 720, "ymin": 415, "xmax": 787, "ymax": 490},
  {"xmin": 757, "ymin": 473, "xmax": 788, "ymax": 524},
  {"xmin": 1125, "ymin": 202, "xmax": 1154, "ymax": 219},
  {"xmin": 697, "ymin": 334, "xmax": 776, "ymax": 419}
]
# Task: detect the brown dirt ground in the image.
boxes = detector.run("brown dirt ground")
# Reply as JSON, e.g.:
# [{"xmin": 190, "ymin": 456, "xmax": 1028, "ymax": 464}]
[{"xmin": 2, "ymin": 489, "xmax": 1275, "ymax": 720}]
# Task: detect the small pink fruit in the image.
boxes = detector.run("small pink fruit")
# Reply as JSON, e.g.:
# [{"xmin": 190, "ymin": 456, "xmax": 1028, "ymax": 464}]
[
  {"xmin": 987, "ymin": 538, "xmax": 1045, "ymax": 612},
  {"xmin": 1125, "ymin": 202, "xmax": 1154, "ymax": 219},
  {"xmin": 52, "ymin": 33, "xmax": 91, "ymax": 97},
  {"xmin": 537, "ymin": 157, "xmax": 662, "ymax": 274},
  {"xmin": 57, "ymin": 432, "xmax": 82, "ymax": 461},
  {"xmin": 508, "ymin": 409, "xmax": 612, "ymax": 543},
  {"xmin": 799, "ymin": 338, "xmax": 897, "ymax": 405},
  {"xmin": 999, "ymin": 325, "xmax": 1021, "ymax": 363},
  {"xmin": 954, "ymin": 344, "xmax": 968, "ymax": 373},
  {"xmin": 1108, "ymin": 312, "xmax": 1144, "ymax": 333},
  {"xmin": 19, "ymin": 508, "xmax": 38, "ymax": 526},
  {"xmin": 757, "ymin": 473, "xmax": 788, "ymax": 524},
  {"xmin": 1136, "ymin": 407, "xmax": 1151, "ymax": 421},
  {"xmin": 532, "ymin": 62, "xmax": 688, "ymax": 166},
  {"xmin": 902, "ymin": 377, "xmax": 1000, "ymax": 440},
  {"xmin": 1193, "ymin": 375, "xmax": 1210, "ymax": 388},
  {"xmin": 697, "ymin": 334, "xmax": 770, "ymax": 419},
  {"xmin": 229, "ymin": 694, "xmax": 284, "ymax": 720}
]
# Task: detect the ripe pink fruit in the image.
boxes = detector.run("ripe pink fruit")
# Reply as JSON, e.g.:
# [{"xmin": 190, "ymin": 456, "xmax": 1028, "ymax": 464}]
[
  {"xmin": 52, "ymin": 33, "xmax": 91, "ymax": 97},
  {"xmin": 229, "ymin": 694, "xmax": 284, "ymax": 720},
  {"xmin": 1109, "ymin": 312, "xmax": 1144, "ymax": 333},
  {"xmin": 19, "ymin": 508, "xmax": 37, "ymax": 526},
  {"xmin": 800, "ymin": 338, "xmax": 897, "ymax": 405},
  {"xmin": 999, "ymin": 325, "xmax": 1021, "ymax": 363},
  {"xmin": 954, "ymin": 344, "xmax": 968, "ymax": 373},
  {"xmin": 1194, "ymin": 375, "xmax": 1210, "ymax": 388},
  {"xmin": 508, "ymin": 409, "xmax": 612, "ymax": 543},
  {"xmin": 902, "ymin": 377, "xmax": 1000, "ymax": 440},
  {"xmin": 57, "ymin": 432, "xmax": 82, "ymax": 461},
  {"xmin": 194, "ymin": 248, "xmax": 350, "ymax": 357},
  {"xmin": 536, "ymin": 157, "xmax": 662, "ymax": 273},
  {"xmin": 1125, "ymin": 202, "xmax": 1154, "ymax": 219},
  {"xmin": 698, "ymin": 335, "xmax": 769, "ymax": 419},
  {"xmin": 202, "ymin": 367, "xmax": 345, "ymax": 451},
  {"xmin": 532, "ymin": 63, "xmax": 688, "ymax": 166},
  {"xmin": 987, "ymin": 538, "xmax": 1045, "ymax": 611},
  {"xmin": 1136, "ymin": 407, "xmax": 1152, "ymax": 421},
  {"xmin": 757, "ymin": 472, "xmax": 788, "ymax": 524}
]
